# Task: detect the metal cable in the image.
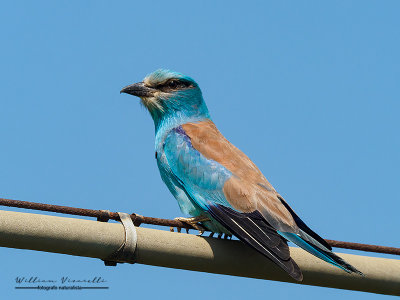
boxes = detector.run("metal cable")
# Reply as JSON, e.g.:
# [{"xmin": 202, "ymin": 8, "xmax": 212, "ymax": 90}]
[{"xmin": 0, "ymin": 197, "xmax": 398, "ymax": 256}]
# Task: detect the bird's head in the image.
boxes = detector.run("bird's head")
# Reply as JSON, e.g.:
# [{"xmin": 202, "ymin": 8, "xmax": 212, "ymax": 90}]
[{"xmin": 121, "ymin": 69, "xmax": 210, "ymax": 130}]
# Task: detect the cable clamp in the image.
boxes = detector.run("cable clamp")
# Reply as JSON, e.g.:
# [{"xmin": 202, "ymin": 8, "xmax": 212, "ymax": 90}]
[{"xmin": 102, "ymin": 212, "xmax": 137, "ymax": 266}]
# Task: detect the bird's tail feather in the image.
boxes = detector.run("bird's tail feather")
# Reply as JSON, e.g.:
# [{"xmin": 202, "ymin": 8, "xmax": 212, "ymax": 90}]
[
  {"xmin": 277, "ymin": 195, "xmax": 363, "ymax": 275},
  {"xmin": 278, "ymin": 230, "xmax": 363, "ymax": 275}
]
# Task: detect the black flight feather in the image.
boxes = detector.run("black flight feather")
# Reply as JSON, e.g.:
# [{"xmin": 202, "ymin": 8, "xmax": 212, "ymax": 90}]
[{"xmin": 207, "ymin": 203, "xmax": 303, "ymax": 281}]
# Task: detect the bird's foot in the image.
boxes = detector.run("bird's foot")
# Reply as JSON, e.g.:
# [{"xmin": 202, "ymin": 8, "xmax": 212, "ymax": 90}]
[
  {"xmin": 215, "ymin": 233, "xmax": 233, "ymax": 239},
  {"xmin": 170, "ymin": 216, "xmax": 209, "ymax": 235},
  {"xmin": 224, "ymin": 234, "xmax": 233, "ymax": 240},
  {"xmin": 207, "ymin": 232, "xmax": 232, "ymax": 239}
]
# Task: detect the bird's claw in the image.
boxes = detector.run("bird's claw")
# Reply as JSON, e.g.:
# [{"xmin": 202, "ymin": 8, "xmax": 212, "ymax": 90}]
[{"xmin": 173, "ymin": 216, "xmax": 209, "ymax": 235}]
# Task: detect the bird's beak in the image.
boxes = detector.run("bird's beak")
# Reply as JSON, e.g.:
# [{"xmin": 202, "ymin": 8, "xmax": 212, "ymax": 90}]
[{"xmin": 120, "ymin": 82, "xmax": 157, "ymax": 98}]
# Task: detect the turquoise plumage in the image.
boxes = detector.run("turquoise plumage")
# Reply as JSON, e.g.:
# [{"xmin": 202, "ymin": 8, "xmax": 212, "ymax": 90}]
[{"xmin": 121, "ymin": 69, "xmax": 363, "ymax": 281}]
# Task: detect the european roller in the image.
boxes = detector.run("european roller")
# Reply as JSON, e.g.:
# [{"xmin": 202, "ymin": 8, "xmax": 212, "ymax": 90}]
[{"xmin": 121, "ymin": 69, "xmax": 362, "ymax": 281}]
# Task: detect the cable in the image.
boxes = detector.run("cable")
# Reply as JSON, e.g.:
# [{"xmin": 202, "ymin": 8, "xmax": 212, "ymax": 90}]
[{"xmin": 0, "ymin": 197, "xmax": 398, "ymax": 256}]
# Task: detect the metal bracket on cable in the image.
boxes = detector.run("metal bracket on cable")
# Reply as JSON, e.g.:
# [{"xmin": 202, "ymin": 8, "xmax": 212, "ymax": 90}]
[{"xmin": 98, "ymin": 211, "xmax": 137, "ymax": 266}]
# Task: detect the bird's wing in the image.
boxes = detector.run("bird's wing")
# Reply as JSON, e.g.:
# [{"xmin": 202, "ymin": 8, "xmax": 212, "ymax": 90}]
[
  {"xmin": 164, "ymin": 120, "xmax": 362, "ymax": 278},
  {"xmin": 163, "ymin": 121, "xmax": 303, "ymax": 281},
  {"xmin": 179, "ymin": 120, "xmax": 299, "ymax": 230}
]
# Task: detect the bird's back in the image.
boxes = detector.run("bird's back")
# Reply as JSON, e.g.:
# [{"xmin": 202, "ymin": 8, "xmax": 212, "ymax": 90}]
[{"xmin": 180, "ymin": 120, "xmax": 298, "ymax": 232}]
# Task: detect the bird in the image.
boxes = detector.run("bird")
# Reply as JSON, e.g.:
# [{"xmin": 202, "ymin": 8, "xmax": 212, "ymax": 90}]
[{"xmin": 120, "ymin": 69, "xmax": 362, "ymax": 281}]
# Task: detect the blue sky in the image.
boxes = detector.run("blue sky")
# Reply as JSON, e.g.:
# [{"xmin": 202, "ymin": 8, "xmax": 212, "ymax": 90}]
[{"xmin": 1, "ymin": 1, "xmax": 399, "ymax": 299}]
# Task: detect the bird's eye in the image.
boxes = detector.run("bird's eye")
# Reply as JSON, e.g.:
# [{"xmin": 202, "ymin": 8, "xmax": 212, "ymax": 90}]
[{"xmin": 168, "ymin": 80, "xmax": 178, "ymax": 89}]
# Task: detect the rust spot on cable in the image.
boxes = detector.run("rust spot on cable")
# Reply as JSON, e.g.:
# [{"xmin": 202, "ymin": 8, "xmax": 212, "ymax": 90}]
[
  {"xmin": 325, "ymin": 240, "xmax": 400, "ymax": 256},
  {"xmin": 0, "ymin": 197, "xmax": 398, "ymax": 255},
  {"xmin": 0, "ymin": 198, "xmax": 191, "ymax": 230}
]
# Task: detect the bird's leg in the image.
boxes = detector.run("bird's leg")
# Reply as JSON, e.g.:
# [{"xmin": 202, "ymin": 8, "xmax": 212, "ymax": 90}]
[{"xmin": 172, "ymin": 216, "xmax": 209, "ymax": 235}]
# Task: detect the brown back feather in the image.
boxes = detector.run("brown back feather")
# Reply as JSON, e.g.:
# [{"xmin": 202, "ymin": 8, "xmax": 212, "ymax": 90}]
[{"xmin": 182, "ymin": 120, "xmax": 297, "ymax": 231}]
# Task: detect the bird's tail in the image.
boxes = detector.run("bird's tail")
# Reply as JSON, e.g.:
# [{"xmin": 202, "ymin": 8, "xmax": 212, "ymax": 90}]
[
  {"xmin": 277, "ymin": 196, "xmax": 363, "ymax": 275},
  {"xmin": 278, "ymin": 230, "xmax": 363, "ymax": 275}
]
